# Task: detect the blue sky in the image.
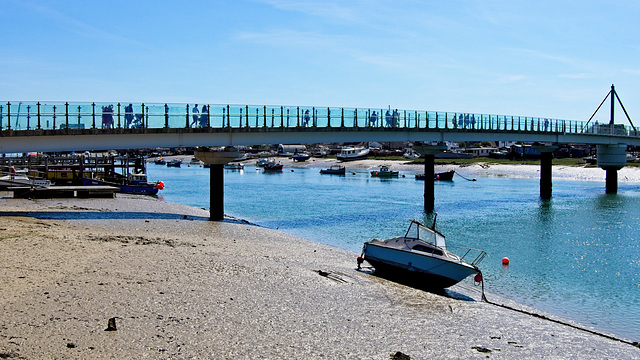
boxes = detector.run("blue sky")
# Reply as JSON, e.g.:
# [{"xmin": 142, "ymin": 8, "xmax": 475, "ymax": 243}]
[{"xmin": 1, "ymin": 0, "xmax": 638, "ymax": 123}]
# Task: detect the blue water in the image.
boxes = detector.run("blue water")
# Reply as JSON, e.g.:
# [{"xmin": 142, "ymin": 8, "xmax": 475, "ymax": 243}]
[{"xmin": 147, "ymin": 163, "xmax": 640, "ymax": 341}]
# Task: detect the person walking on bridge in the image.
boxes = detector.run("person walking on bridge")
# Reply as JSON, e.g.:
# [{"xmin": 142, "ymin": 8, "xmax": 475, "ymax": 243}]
[{"xmin": 191, "ymin": 104, "xmax": 199, "ymax": 127}]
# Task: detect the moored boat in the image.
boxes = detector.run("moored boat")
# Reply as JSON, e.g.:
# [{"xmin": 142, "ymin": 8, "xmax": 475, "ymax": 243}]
[
  {"xmin": 263, "ymin": 161, "xmax": 284, "ymax": 172},
  {"xmin": 320, "ymin": 165, "xmax": 346, "ymax": 175},
  {"xmin": 370, "ymin": 165, "xmax": 399, "ymax": 177},
  {"xmin": 337, "ymin": 146, "xmax": 370, "ymax": 161},
  {"xmin": 292, "ymin": 152, "xmax": 311, "ymax": 162},
  {"xmin": 82, "ymin": 173, "xmax": 163, "ymax": 195},
  {"xmin": 166, "ymin": 159, "xmax": 182, "ymax": 167},
  {"xmin": 358, "ymin": 219, "xmax": 486, "ymax": 289},
  {"xmin": 153, "ymin": 157, "xmax": 167, "ymax": 165},
  {"xmin": 0, "ymin": 168, "xmax": 51, "ymax": 188},
  {"xmin": 224, "ymin": 162, "xmax": 244, "ymax": 170},
  {"xmin": 415, "ymin": 170, "xmax": 455, "ymax": 181}
]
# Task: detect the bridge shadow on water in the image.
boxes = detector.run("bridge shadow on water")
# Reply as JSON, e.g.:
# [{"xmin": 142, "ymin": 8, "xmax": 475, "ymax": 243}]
[{"xmin": 0, "ymin": 210, "xmax": 211, "ymax": 221}]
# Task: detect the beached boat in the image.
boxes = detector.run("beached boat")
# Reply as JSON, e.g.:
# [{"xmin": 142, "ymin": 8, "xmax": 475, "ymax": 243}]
[
  {"xmin": 292, "ymin": 152, "xmax": 311, "ymax": 162},
  {"xmin": 403, "ymin": 149, "xmax": 421, "ymax": 159},
  {"xmin": 415, "ymin": 170, "xmax": 455, "ymax": 181},
  {"xmin": 256, "ymin": 157, "xmax": 272, "ymax": 167},
  {"xmin": 320, "ymin": 165, "xmax": 346, "ymax": 175},
  {"xmin": 263, "ymin": 161, "xmax": 284, "ymax": 172},
  {"xmin": 153, "ymin": 158, "xmax": 166, "ymax": 165},
  {"xmin": 0, "ymin": 169, "xmax": 51, "ymax": 189},
  {"xmin": 82, "ymin": 173, "xmax": 163, "ymax": 195},
  {"xmin": 370, "ymin": 165, "xmax": 399, "ymax": 178},
  {"xmin": 337, "ymin": 146, "xmax": 370, "ymax": 161},
  {"xmin": 359, "ymin": 219, "xmax": 486, "ymax": 289},
  {"xmin": 224, "ymin": 163, "xmax": 244, "ymax": 170},
  {"xmin": 166, "ymin": 159, "xmax": 182, "ymax": 167}
]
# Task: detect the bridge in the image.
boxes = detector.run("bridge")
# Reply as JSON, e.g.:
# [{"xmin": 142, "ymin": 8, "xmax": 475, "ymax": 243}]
[{"xmin": 0, "ymin": 85, "xmax": 636, "ymax": 219}]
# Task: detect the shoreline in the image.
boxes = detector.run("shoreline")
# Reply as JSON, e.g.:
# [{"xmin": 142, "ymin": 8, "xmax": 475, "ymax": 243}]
[{"xmin": 1, "ymin": 195, "xmax": 639, "ymax": 358}]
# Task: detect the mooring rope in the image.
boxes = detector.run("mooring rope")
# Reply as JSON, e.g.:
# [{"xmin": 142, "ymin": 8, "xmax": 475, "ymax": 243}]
[
  {"xmin": 453, "ymin": 171, "xmax": 476, "ymax": 181},
  {"xmin": 479, "ymin": 284, "xmax": 639, "ymax": 349}
]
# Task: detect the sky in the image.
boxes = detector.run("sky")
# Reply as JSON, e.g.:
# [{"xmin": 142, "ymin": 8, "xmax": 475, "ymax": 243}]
[{"xmin": 1, "ymin": 0, "xmax": 639, "ymax": 124}]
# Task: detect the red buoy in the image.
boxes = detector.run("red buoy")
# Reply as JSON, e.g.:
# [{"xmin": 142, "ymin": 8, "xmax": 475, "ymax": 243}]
[
  {"xmin": 502, "ymin": 257, "xmax": 510, "ymax": 265},
  {"xmin": 474, "ymin": 273, "xmax": 483, "ymax": 283}
]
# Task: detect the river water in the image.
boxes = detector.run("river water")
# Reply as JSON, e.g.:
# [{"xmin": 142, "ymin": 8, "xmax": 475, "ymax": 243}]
[{"xmin": 147, "ymin": 162, "xmax": 640, "ymax": 341}]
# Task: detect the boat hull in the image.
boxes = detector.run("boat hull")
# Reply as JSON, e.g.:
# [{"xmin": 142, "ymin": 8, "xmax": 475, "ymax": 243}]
[
  {"xmin": 320, "ymin": 168, "xmax": 345, "ymax": 175},
  {"xmin": 363, "ymin": 242, "xmax": 478, "ymax": 288},
  {"xmin": 415, "ymin": 170, "xmax": 455, "ymax": 181},
  {"xmin": 82, "ymin": 178, "xmax": 159, "ymax": 195}
]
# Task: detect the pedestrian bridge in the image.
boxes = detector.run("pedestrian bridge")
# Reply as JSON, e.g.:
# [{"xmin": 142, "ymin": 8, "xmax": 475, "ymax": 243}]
[{"xmin": 0, "ymin": 101, "xmax": 637, "ymax": 153}]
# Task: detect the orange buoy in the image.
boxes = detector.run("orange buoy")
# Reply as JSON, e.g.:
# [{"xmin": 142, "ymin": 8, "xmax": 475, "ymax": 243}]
[{"xmin": 502, "ymin": 257, "xmax": 510, "ymax": 265}]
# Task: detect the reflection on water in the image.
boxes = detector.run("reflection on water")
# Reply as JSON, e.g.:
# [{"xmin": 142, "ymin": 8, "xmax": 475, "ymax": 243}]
[{"xmin": 149, "ymin": 164, "xmax": 640, "ymax": 340}]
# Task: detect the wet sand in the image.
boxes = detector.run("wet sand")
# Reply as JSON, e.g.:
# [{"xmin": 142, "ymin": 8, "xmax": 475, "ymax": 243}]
[{"xmin": 1, "ymin": 191, "xmax": 639, "ymax": 359}]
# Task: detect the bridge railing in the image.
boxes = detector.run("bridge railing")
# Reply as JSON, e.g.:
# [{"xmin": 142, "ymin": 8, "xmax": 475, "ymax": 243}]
[{"xmin": 1, "ymin": 101, "xmax": 635, "ymax": 138}]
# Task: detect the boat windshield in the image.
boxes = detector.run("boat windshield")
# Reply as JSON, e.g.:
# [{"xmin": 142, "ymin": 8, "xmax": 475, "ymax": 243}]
[{"xmin": 405, "ymin": 220, "xmax": 447, "ymax": 250}]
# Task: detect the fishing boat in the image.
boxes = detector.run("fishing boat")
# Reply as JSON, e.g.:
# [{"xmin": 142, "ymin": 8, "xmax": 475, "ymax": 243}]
[
  {"xmin": 337, "ymin": 146, "xmax": 370, "ymax": 161},
  {"xmin": 415, "ymin": 170, "xmax": 455, "ymax": 181},
  {"xmin": 166, "ymin": 159, "xmax": 182, "ymax": 167},
  {"xmin": 358, "ymin": 219, "xmax": 486, "ymax": 289},
  {"xmin": 82, "ymin": 173, "xmax": 163, "ymax": 195},
  {"xmin": 319, "ymin": 165, "xmax": 346, "ymax": 175},
  {"xmin": 224, "ymin": 162, "xmax": 244, "ymax": 170},
  {"xmin": 370, "ymin": 165, "xmax": 399, "ymax": 177},
  {"xmin": 263, "ymin": 161, "xmax": 284, "ymax": 172},
  {"xmin": 0, "ymin": 168, "xmax": 51, "ymax": 189},
  {"xmin": 256, "ymin": 157, "xmax": 272, "ymax": 167},
  {"xmin": 292, "ymin": 152, "xmax": 311, "ymax": 162},
  {"xmin": 153, "ymin": 157, "xmax": 166, "ymax": 165}
]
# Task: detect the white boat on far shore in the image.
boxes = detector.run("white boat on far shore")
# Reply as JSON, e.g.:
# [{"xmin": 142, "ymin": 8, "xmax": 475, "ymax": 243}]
[{"xmin": 337, "ymin": 146, "xmax": 370, "ymax": 161}]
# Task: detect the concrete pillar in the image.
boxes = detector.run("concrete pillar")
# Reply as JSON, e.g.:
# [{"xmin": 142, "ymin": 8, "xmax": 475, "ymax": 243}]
[
  {"xmin": 194, "ymin": 146, "xmax": 241, "ymax": 221},
  {"xmin": 532, "ymin": 144, "xmax": 558, "ymax": 200},
  {"xmin": 424, "ymin": 154, "xmax": 435, "ymax": 213},
  {"xmin": 597, "ymin": 144, "xmax": 627, "ymax": 194},
  {"xmin": 210, "ymin": 164, "xmax": 224, "ymax": 220},
  {"xmin": 540, "ymin": 152, "xmax": 553, "ymax": 199},
  {"xmin": 413, "ymin": 143, "xmax": 447, "ymax": 213}
]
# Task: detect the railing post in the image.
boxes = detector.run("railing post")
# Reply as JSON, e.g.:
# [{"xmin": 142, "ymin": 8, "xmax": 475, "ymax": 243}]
[
  {"xmin": 207, "ymin": 104, "xmax": 211, "ymax": 127},
  {"xmin": 77, "ymin": 105, "xmax": 81, "ymax": 127},
  {"xmin": 341, "ymin": 108, "xmax": 344, "ymax": 127},
  {"xmin": 280, "ymin": 106, "xmax": 284, "ymax": 128},
  {"xmin": 26, "ymin": 105, "xmax": 31, "ymax": 130},
  {"xmin": 143, "ymin": 104, "xmax": 147, "ymax": 129},
  {"xmin": 6, "ymin": 102, "xmax": 10, "ymax": 131},
  {"xmin": 164, "ymin": 104, "xmax": 169, "ymax": 128},
  {"xmin": 297, "ymin": 106, "xmax": 300, "ymax": 127},
  {"xmin": 354, "ymin": 108, "xmax": 358, "ymax": 128},
  {"xmin": 271, "ymin": 108, "xmax": 274, "ymax": 127},
  {"xmin": 36, "ymin": 102, "xmax": 41, "ymax": 130},
  {"xmin": 186, "ymin": 104, "xmax": 190, "ymax": 128},
  {"xmin": 263, "ymin": 105, "xmax": 267, "ymax": 127},
  {"xmin": 92, "ymin": 102, "xmax": 96, "ymax": 129},
  {"xmin": 245, "ymin": 105, "xmax": 249, "ymax": 128},
  {"xmin": 227, "ymin": 105, "xmax": 231, "ymax": 128},
  {"xmin": 64, "ymin": 102, "xmax": 68, "ymax": 130},
  {"xmin": 327, "ymin": 107, "xmax": 331, "ymax": 127},
  {"xmin": 117, "ymin": 103, "xmax": 121, "ymax": 129}
]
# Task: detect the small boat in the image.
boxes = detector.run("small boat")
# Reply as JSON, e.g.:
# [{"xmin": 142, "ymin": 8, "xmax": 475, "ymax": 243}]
[
  {"xmin": 256, "ymin": 157, "xmax": 272, "ymax": 167},
  {"xmin": 359, "ymin": 219, "xmax": 486, "ymax": 289},
  {"xmin": 292, "ymin": 152, "xmax": 311, "ymax": 162},
  {"xmin": 402, "ymin": 149, "xmax": 421, "ymax": 159},
  {"xmin": 371, "ymin": 165, "xmax": 399, "ymax": 177},
  {"xmin": 224, "ymin": 163, "xmax": 244, "ymax": 170},
  {"xmin": 337, "ymin": 146, "xmax": 370, "ymax": 161},
  {"xmin": 166, "ymin": 159, "xmax": 182, "ymax": 167},
  {"xmin": 189, "ymin": 157, "xmax": 202, "ymax": 165},
  {"xmin": 153, "ymin": 158, "xmax": 166, "ymax": 165},
  {"xmin": 263, "ymin": 161, "xmax": 284, "ymax": 172},
  {"xmin": 0, "ymin": 168, "xmax": 51, "ymax": 188},
  {"xmin": 320, "ymin": 165, "xmax": 346, "ymax": 175},
  {"xmin": 82, "ymin": 173, "xmax": 163, "ymax": 195},
  {"xmin": 415, "ymin": 170, "xmax": 455, "ymax": 181}
]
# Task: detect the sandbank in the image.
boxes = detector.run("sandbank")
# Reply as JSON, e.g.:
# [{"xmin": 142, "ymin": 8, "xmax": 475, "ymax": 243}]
[{"xmin": 1, "ymin": 194, "xmax": 638, "ymax": 359}]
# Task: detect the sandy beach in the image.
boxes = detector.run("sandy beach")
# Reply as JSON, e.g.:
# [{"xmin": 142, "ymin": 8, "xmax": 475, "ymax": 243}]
[{"xmin": 1, "ymin": 162, "xmax": 640, "ymax": 359}]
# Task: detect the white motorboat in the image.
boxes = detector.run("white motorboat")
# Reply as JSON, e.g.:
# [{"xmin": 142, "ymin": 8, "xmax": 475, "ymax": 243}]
[
  {"xmin": 0, "ymin": 169, "xmax": 51, "ymax": 188},
  {"xmin": 336, "ymin": 146, "xmax": 370, "ymax": 161},
  {"xmin": 359, "ymin": 219, "xmax": 486, "ymax": 289}
]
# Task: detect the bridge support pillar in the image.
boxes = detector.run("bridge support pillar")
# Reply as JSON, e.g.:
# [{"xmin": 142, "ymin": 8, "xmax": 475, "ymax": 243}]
[
  {"xmin": 194, "ymin": 146, "xmax": 241, "ymax": 221},
  {"xmin": 597, "ymin": 144, "xmax": 627, "ymax": 194},
  {"xmin": 533, "ymin": 143, "xmax": 559, "ymax": 200},
  {"xmin": 413, "ymin": 142, "xmax": 447, "ymax": 213}
]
